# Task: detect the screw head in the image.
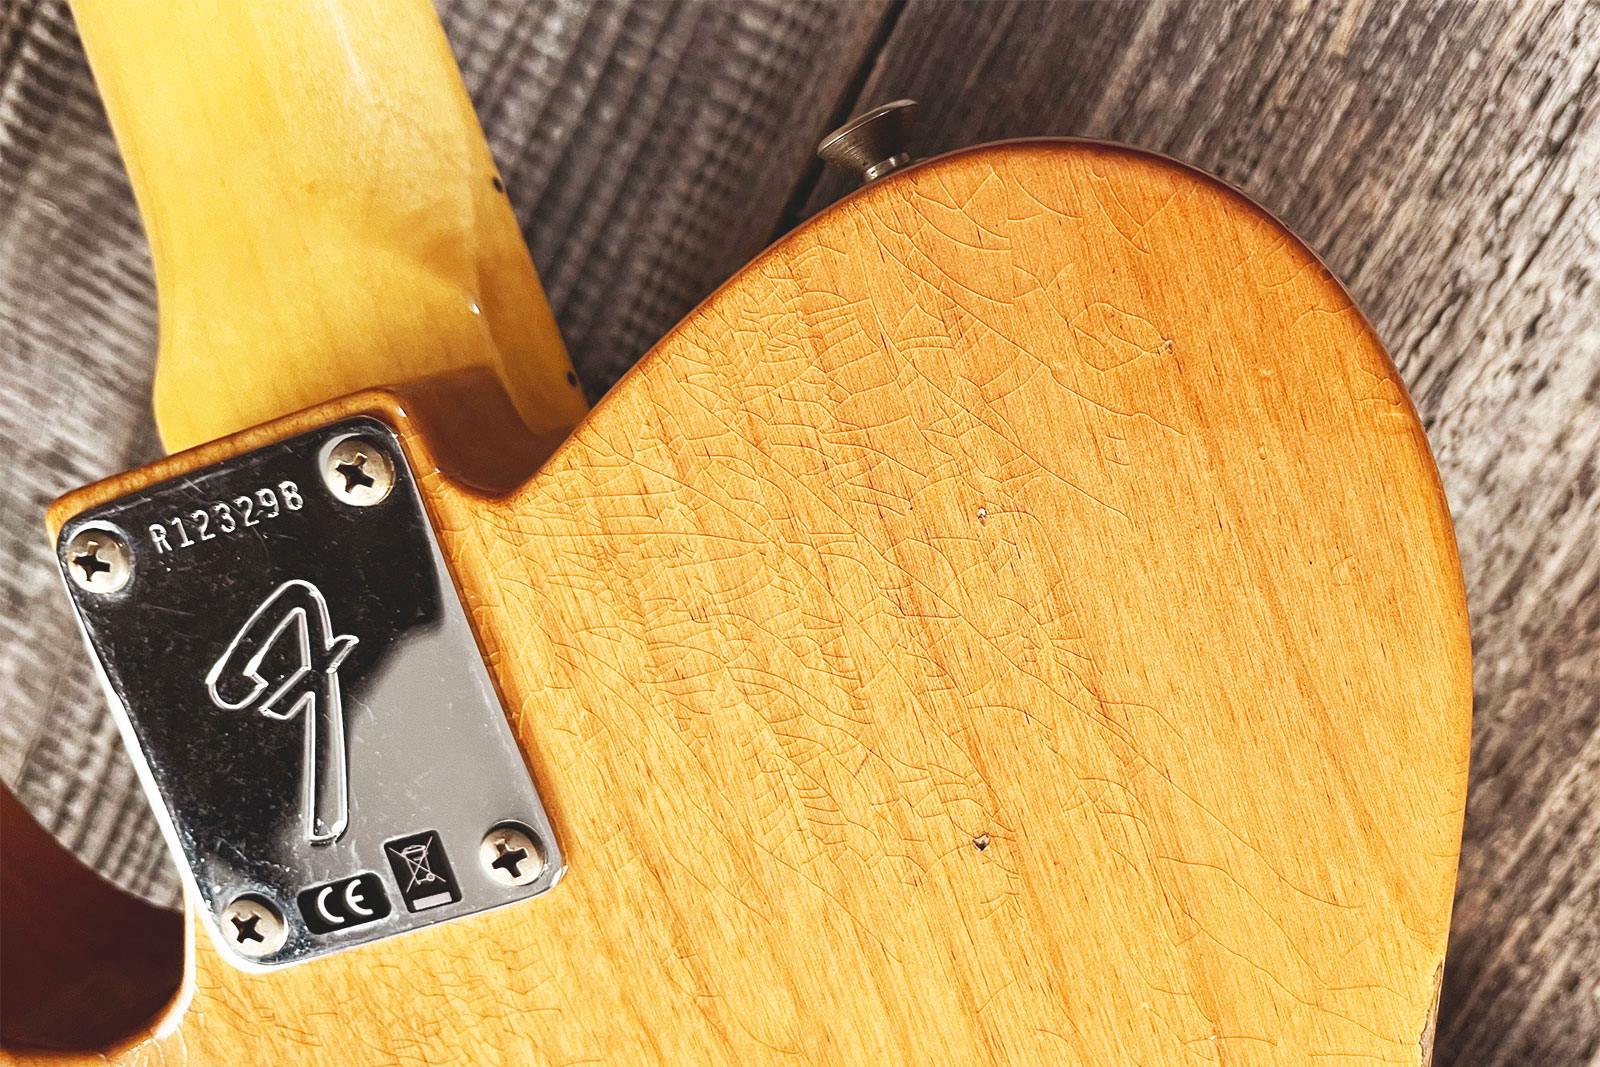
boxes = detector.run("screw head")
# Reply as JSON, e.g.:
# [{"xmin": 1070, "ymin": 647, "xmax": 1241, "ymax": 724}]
[
  {"xmin": 64, "ymin": 527, "xmax": 132, "ymax": 594},
  {"xmin": 817, "ymin": 99, "xmax": 918, "ymax": 184},
  {"xmin": 479, "ymin": 824, "xmax": 544, "ymax": 887},
  {"xmin": 322, "ymin": 436, "xmax": 395, "ymax": 506},
  {"xmin": 220, "ymin": 895, "xmax": 287, "ymax": 957}
]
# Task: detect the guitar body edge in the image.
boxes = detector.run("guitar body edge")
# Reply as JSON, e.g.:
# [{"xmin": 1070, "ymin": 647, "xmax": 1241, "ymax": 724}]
[{"xmin": 35, "ymin": 140, "xmax": 1469, "ymax": 1067}]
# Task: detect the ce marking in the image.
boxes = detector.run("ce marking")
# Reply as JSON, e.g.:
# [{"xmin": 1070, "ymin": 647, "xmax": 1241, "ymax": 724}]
[{"xmin": 295, "ymin": 872, "xmax": 392, "ymax": 935}]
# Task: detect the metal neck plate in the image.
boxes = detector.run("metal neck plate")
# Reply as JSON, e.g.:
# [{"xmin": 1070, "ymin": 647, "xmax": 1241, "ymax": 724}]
[{"xmin": 57, "ymin": 417, "xmax": 562, "ymax": 970}]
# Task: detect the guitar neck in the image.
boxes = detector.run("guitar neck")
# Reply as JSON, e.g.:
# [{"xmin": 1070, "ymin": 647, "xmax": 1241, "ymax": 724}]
[{"xmin": 71, "ymin": 0, "xmax": 587, "ymax": 452}]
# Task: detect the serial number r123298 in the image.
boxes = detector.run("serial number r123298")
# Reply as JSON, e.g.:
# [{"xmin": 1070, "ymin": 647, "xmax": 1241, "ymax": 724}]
[{"xmin": 148, "ymin": 481, "xmax": 304, "ymax": 553}]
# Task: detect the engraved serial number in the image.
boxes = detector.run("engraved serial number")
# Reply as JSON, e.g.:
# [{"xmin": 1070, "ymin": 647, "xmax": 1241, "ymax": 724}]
[{"xmin": 148, "ymin": 481, "xmax": 304, "ymax": 553}]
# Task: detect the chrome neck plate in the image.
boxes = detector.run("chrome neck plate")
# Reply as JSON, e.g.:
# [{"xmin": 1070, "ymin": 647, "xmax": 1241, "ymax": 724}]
[{"xmin": 58, "ymin": 417, "xmax": 562, "ymax": 970}]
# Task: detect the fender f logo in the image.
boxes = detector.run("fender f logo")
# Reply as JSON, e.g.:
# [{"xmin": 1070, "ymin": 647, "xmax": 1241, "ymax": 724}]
[{"xmin": 205, "ymin": 580, "xmax": 358, "ymax": 845}]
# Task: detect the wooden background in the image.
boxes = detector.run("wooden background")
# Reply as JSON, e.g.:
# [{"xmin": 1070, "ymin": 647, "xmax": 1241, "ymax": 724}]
[{"xmin": 0, "ymin": 1, "xmax": 1593, "ymax": 1063}]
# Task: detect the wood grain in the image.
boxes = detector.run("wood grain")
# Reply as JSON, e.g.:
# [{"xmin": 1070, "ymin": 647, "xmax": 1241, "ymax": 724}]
[
  {"xmin": 814, "ymin": 6, "xmax": 1600, "ymax": 1064},
  {"xmin": 40, "ymin": 141, "xmax": 1471, "ymax": 1065},
  {"xmin": 438, "ymin": 0, "xmax": 894, "ymax": 394},
  {"xmin": 0, "ymin": 0, "xmax": 889, "ymax": 909},
  {"xmin": 1, "ymin": 2, "xmax": 1594, "ymax": 1063}
]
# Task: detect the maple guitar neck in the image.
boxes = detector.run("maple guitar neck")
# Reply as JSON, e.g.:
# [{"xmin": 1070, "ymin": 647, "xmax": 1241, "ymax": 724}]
[{"xmin": 70, "ymin": 0, "xmax": 586, "ymax": 454}]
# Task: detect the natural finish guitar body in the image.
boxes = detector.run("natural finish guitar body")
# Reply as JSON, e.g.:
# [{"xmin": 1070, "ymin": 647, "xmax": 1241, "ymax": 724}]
[{"xmin": 36, "ymin": 141, "xmax": 1470, "ymax": 1066}]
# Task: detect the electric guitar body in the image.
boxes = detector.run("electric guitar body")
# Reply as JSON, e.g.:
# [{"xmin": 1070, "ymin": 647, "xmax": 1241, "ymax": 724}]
[{"xmin": 4, "ymin": 4, "xmax": 1469, "ymax": 1066}]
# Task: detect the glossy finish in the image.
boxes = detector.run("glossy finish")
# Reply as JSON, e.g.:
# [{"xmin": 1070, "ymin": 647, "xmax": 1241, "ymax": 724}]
[
  {"xmin": 69, "ymin": 0, "xmax": 588, "ymax": 453},
  {"xmin": 57, "ymin": 418, "xmax": 563, "ymax": 970}
]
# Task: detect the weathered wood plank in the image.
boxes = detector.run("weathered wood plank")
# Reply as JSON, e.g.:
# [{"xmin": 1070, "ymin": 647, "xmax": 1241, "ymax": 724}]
[
  {"xmin": 812, "ymin": 3, "xmax": 1600, "ymax": 1064},
  {"xmin": 0, "ymin": 0, "xmax": 171, "ymax": 904},
  {"xmin": 0, "ymin": 0, "xmax": 887, "ymax": 907}
]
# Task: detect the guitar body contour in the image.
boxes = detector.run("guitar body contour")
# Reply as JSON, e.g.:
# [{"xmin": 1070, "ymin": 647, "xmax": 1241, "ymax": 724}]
[{"xmin": 42, "ymin": 140, "xmax": 1470, "ymax": 1066}]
